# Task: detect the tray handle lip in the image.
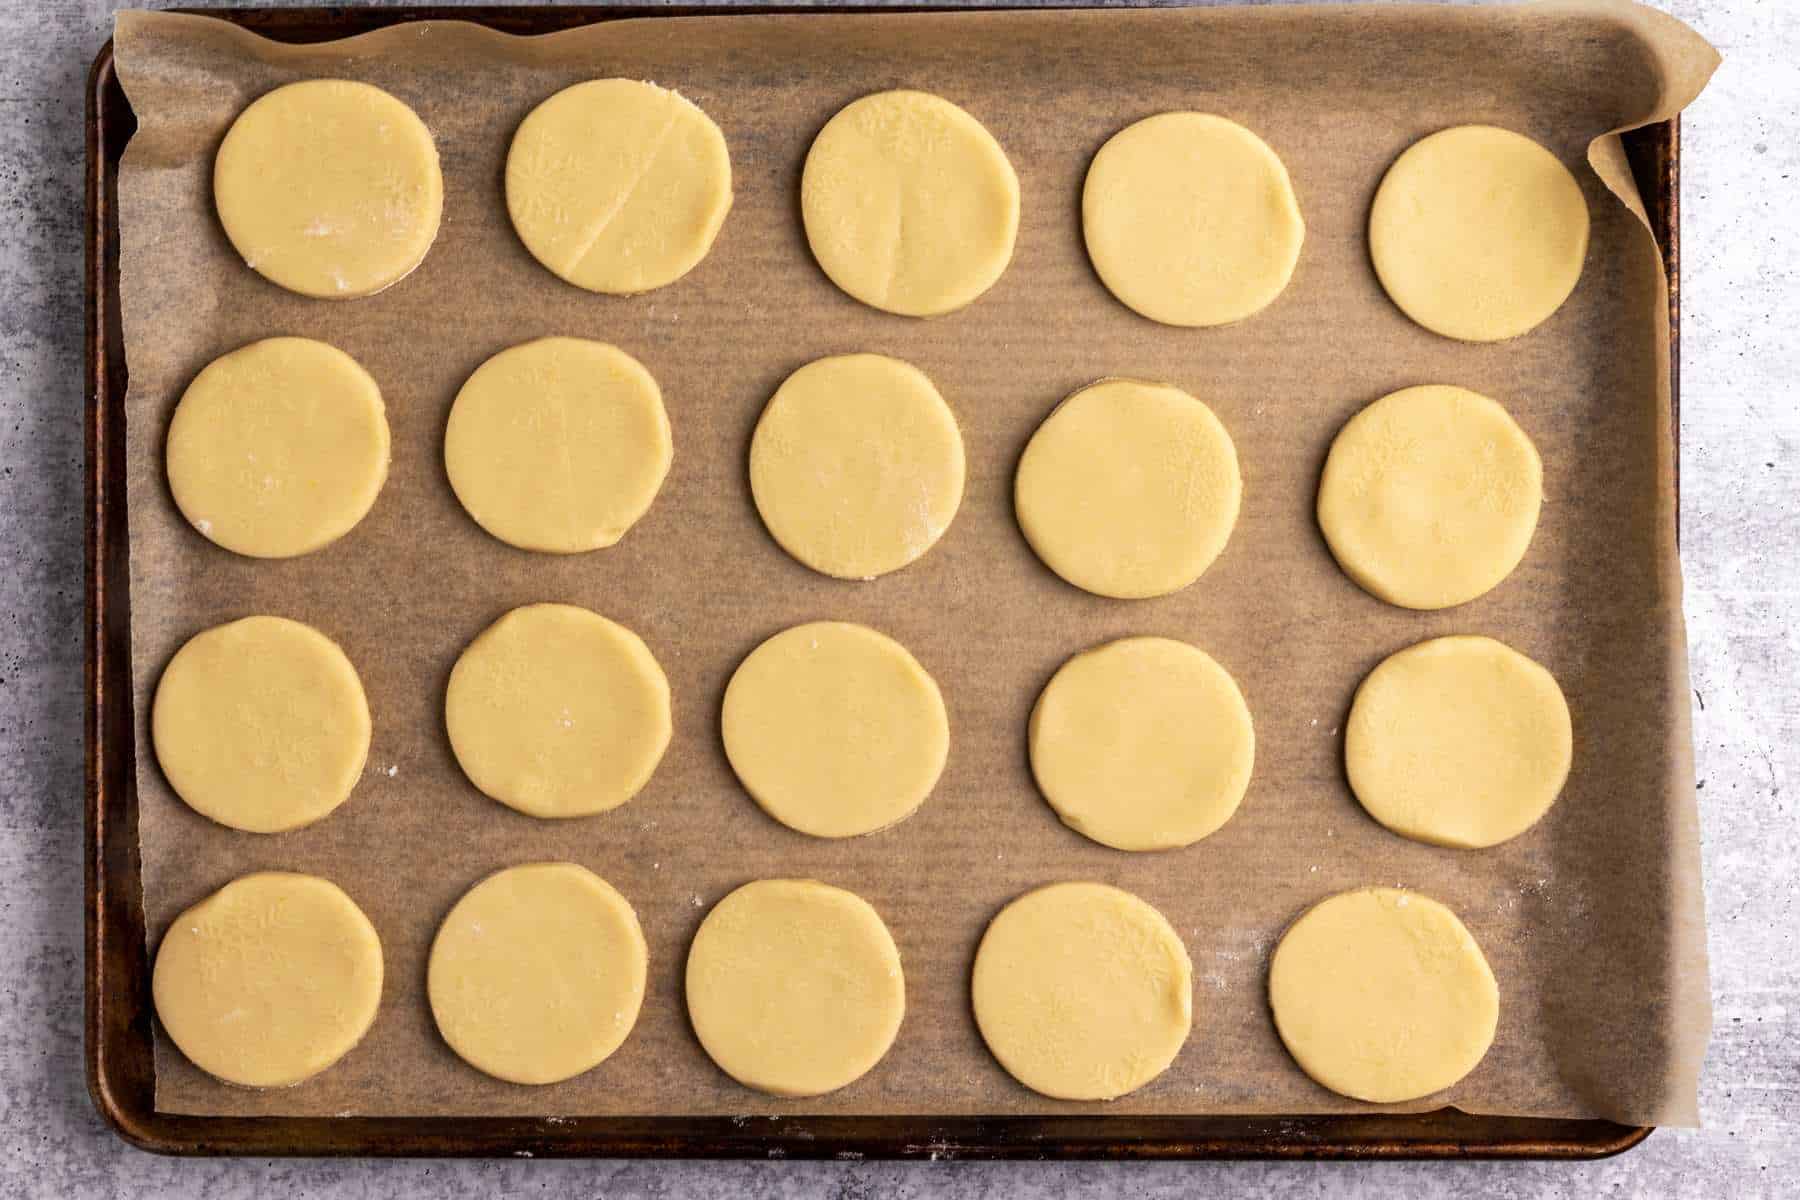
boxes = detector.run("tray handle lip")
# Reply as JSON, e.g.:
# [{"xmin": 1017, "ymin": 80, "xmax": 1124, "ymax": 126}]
[
  {"xmin": 73, "ymin": 1107, "xmax": 1660, "ymax": 1161},
  {"xmin": 81, "ymin": 6, "xmax": 1670, "ymax": 1161},
  {"xmin": 85, "ymin": 31, "xmax": 157, "ymax": 1158}
]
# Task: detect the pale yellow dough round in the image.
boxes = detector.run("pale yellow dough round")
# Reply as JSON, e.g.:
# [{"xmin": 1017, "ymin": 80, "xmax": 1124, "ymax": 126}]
[
  {"xmin": 1346, "ymin": 636, "xmax": 1571, "ymax": 849},
  {"xmin": 506, "ymin": 79, "xmax": 732, "ymax": 294},
  {"xmin": 1031, "ymin": 637, "xmax": 1254, "ymax": 851},
  {"xmin": 153, "ymin": 872, "xmax": 383, "ymax": 1089},
  {"xmin": 1083, "ymin": 112, "xmax": 1304, "ymax": 327},
  {"xmin": 445, "ymin": 338, "xmax": 672, "ymax": 554},
  {"xmin": 167, "ymin": 337, "xmax": 389, "ymax": 558},
  {"xmin": 801, "ymin": 90, "xmax": 1020, "ymax": 316},
  {"xmin": 721, "ymin": 622, "xmax": 947, "ymax": 838},
  {"xmin": 429, "ymin": 863, "xmax": 647, "ymax": 1085},
  {"xmin": 1318, "ymin": 385, "xmax": 1543, "ymax": 610},
  {"xmin": 1370, "ymin": 125, "xmax": 1589, "ymax": 342},
  {"xmin": 215, "ymin": 80, "xmax": 442, "ymax": 299},
  {"xmin": 750, "ymin": 354, "xmax": 965, "ymax": 580},
  {"xmin": 972, "ymin": 882, "xmax": 1192, "ymax": 1101},
  {"xmin": 686, "ymin": 879, "xmax": 904, "ymax": 1097},
  {"xmin": 1269, "ymin": 887, "xmax": 1498, "ymax": 1103},
  {"xmin": 153, "ymin": 616, "xmax": 370, "ymax": 834},
  {"xmin": 1015, "ymin": 379, "xmax": 1241, "ymax": 599},
  {"xmin": 445, "ymin": 604, "xmax": 671, "ymax": 819}
]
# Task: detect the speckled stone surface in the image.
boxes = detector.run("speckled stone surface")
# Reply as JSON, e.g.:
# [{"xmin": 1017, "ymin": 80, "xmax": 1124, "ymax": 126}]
[{"xmin": 1, "ymin": 0, "xmax": 1792, "ymax": 1195}]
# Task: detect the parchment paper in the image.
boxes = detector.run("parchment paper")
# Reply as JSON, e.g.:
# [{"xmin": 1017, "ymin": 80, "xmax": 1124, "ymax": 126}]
[{"xmin": 113, "ymin": 1, "xmax": 1719, "ymax": 1126}]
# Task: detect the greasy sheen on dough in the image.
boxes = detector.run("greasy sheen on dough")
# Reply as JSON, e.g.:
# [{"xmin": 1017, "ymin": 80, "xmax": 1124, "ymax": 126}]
[
  {"xmin": 750, "ymin": 353, "xmax": 965, "ymax": 580},
  {"xmin": 445, "ymin": 338, "xmax": 672, "ymax": 554},
  {"xmin": 506, "ymin": 79, "xmax": 732, "ymax": 294},
  {"xmin": 686, "ymin": 879, "xmax": 904, "ymax": 1097},
  {"xmin": 1030, "ymin": 637, "xmax": 1255, "ymax": 851},
  {"xmin": 1015, "ymin": 378, "xmax": 1242, "ymax": 599},
  {"xmin": 428, "ymin": 863, "xmax": 647, "ymax": 1085},
  {"xmin": 214, "ymin": 80, "xmax": 442, "ymax": 299},
  {"xmin": 972, "ymin": 882, "xmax": 1192, "ymax": 1100},
  {"xmin": 1269, "ymin": 887, "xmax": 1498, "ymax": 1103},
  {"xmin": 152, "ymin": 616, "xmax": 370, "ymax": 834},
  {"xmin": 1370, "ymin": 125, "xmax": 1589, "ymax": 342},
  {"xmin": 1317, "ymin": 385, "xmax": 1543, "ymax": 610},
  {"xmin": 1083, "ymin": 112, "xmax": 1305, "ymax": 327},
  {"xmin": 167, "ymin": 337, "xmax": 389, "ymax": 558},
  {"xmin": 801, "ymin": 90, "xmax": 1020, "ymax": 317},
  {"xmin": 445, "ymin": 604, "xmax": 671, "ymax": 819},
  {"xmin": 721, "ymin": 622, "xmax": 948, "ymax": 838},
  {"xmin": 153, "ymin": 872, "xmax": 383, "ymax": 1089},
  {"xmin": 1346, "ymin": 636, "xmax": 1572, "ymax": 849}
]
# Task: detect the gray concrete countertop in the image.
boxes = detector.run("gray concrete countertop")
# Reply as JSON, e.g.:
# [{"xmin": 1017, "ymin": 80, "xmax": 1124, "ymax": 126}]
[{"xmin": 2, "ymin": 1, "xmax": 1792, "ymax": 1195}]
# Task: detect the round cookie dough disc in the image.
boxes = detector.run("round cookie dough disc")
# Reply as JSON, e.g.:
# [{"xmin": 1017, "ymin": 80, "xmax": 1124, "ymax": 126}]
[
  {"xmin": 153, "ymin": 616, "xmax": 370, "ymax": 834},
  {"xmin": 750, "ymin": 354, "xmax": 965, "ymax": 579},
  {"xmin": 506, "ymin": 79, "xmax": 732, "ymax": 294},
  {"xmin": 801, "ymin": 90, "xmax": 1020, "ymax": 317},
  {"xmin": 445, "ymin": 338, "xmax": 672, "ymax": 553},
  {"xmin": 1346, "ymin": 635, "xmax": 1571, "ymax": 849},
  {"xmin": 1030, "ymin": 637, "xmax": 1254, "ymax": 851},
  {"xmin": 721, "ymin": 622, "xmax": 948, "ymax": 838},
  {"xmin": 1317, "ymin": 385, "xmax": 1543, "ymax": 610},
  {"xmin": 167, "ymin": 337, "xmax": 389, "ymax": 558},
  {"xmin": 686, "ymin": 879, "xmax": 904, "ymax": 1097},
  {"xmin": 1083, "ymin": 112, "xmax": 1305, "ymax": 327},
  {"xmin": 428, "ymin": 863, "xmax": 647, "ymax": 1085},
  {"xmin": 972, "ymin": 882, "xmax": 1192, "ymax": 1101},
  {"xmin": 153, "ymin": 872, "xmax": 383, "ymax": 1089},
  {"xmin": 1269, "ymin": 887, "xmax": 1498, "ymax": 1103},
  {"xmin": 1370, "ymin": 125, "xmax": 1589, "ymax": 342},
  {"xmin": 1015, "ymin": 379, "xmax": 1241, "ymax": 599},
  {"xmin": 445, "ymin": 604, "xmax": 671, "ymax": 819},
  {"xmin": 214, "ymin": 80, "xmax": 442, "ymax": 299}
]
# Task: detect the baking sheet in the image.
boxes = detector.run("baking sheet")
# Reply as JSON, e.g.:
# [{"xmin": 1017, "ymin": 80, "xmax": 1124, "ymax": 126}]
[{"xmin": 112, "ymin": 1, "xmax": 1718, "ymax": 1126}]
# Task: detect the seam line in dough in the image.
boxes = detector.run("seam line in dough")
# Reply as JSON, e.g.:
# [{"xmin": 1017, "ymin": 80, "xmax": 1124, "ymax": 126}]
[
  {"xmin": 561, "ymin": 98, "xmax": 685, "ymax": 277},
  {"xmin": 880, "ymin": 171, "xmax": 907, "ymax": 306}
]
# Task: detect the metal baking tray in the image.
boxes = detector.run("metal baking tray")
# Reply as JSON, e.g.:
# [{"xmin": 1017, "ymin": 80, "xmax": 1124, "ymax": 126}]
[{"xmin": 84, "ymin": 4, "xmax": 1677, "ymax": 1160}]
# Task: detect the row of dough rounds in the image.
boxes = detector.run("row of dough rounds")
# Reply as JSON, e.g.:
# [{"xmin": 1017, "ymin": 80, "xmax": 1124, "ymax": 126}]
[
  {"xmin": 216, "ymin": 79, "xmax": 1589, "ymax": 339},
  {"xmin": 169, "ymin": 337, "xmax": 1546, "ymax": 611},
  {"xmin": 155, "ymin": 869, "xmax": 1499, "ymax": 1105},
  {"xmin": 154, "ymin": 610, "xmax": 1570, "ymax": 852}
]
